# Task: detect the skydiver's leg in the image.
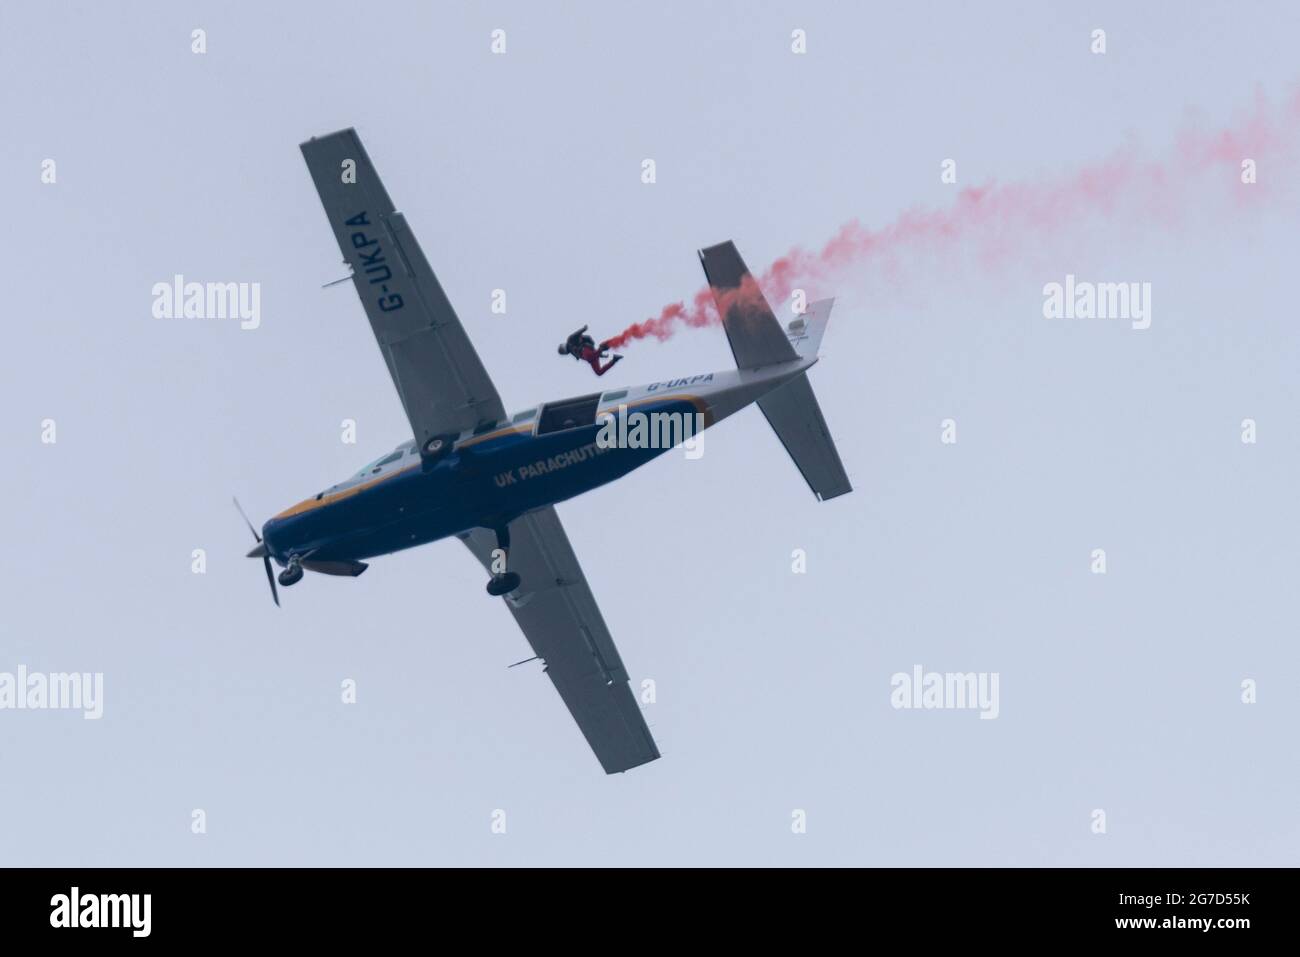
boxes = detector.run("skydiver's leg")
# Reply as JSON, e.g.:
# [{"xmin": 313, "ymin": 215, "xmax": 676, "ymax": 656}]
[{"xmin": 593, "ymin": 354, "xmax": 623, "ymax": 376}]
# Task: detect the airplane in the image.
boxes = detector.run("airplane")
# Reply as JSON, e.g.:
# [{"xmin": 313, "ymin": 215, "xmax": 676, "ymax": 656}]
[{"xmin": 240, "ymin": 128, "xmax": 852, "ymax": 774}]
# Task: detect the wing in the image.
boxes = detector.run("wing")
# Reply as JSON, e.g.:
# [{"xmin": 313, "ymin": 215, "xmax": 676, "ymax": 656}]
[
  {"xmin": 459, "ymin": 508, "xmax": 660, "ymax": 774},
  {"xmin": 300, "ymin": 129, "xmax": 506, "ymax": 447}
]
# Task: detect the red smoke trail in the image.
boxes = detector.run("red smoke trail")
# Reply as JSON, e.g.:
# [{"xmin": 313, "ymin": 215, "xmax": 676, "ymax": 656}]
[{"xmin": 604, "ymin": 88, "xmax": 1300, "ymax": 351}]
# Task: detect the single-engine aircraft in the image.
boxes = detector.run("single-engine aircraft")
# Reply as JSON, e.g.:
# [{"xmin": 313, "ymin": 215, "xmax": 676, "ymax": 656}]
[{"xmin": 241, "ymin": 129, "xmax": 851, "ymax": 773}]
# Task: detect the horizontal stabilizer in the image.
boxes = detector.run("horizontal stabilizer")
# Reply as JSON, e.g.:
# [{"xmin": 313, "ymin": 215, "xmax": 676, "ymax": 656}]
[
  {"xmin": 758, "ymin": 374, "xmax": 852, "ymax": 501},
  {"xmin": 698, "ymin": 241, "xmax": 798, "ymax": 370}
]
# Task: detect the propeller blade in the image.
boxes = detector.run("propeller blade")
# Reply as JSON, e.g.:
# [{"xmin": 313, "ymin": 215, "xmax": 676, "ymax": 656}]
[
  {"xmin": 236, "ymin": 497, "xmax": 277, "ymax": 606},
  {"xmin": 263, "ymin": 554, "xmax": 280, "ymax": 607},
  {"xmin": 232, "ymin": 496, "xmax": 261, "ymax": 543}
]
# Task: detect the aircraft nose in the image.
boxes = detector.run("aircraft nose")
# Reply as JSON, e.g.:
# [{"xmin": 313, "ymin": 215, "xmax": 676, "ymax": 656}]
[
  {"xmin": 259, "ymin": 517, "xmax": 290, "ymax": 559},
  {"xmin": 248, "ymin": 516, "xmax": 284, "ymax": 558}
]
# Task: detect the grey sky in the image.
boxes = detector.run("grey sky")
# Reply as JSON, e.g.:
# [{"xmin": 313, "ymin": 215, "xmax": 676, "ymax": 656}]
[{"xmin": 2, "ymin": 1, "xmax": 1298, "ymax": 865}]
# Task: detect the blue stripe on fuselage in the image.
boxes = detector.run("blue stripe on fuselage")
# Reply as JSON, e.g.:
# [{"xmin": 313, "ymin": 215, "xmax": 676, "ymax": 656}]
[{"xmin": 262, "ymin": 398, "xmax": 700, "ymax": 563}]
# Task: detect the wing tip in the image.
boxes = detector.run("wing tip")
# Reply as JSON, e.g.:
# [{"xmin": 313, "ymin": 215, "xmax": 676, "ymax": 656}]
[
  {"xmin": 298, "ymin": 126, "xmax": 360, "ymax": 152},
  {"xmin": 603, "ymin": 751, "xmax": 661, "ymax": 774},
  {"xmin": 816, "ymin": 484, "xmax": 854, "ymax": 502}
]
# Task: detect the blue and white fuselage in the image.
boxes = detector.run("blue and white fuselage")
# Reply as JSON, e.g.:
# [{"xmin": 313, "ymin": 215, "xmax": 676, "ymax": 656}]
[{"xmin": 261, "ymin": 359, "xmax": 815, "ymax": 566}]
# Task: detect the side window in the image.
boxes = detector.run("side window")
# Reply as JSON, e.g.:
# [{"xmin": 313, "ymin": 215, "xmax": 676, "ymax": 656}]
[
  {"xmin": 370, "ymin": 451, "xmax": 404, "ymax": 473},
  {"xmin": 536, "ymin": 394, "xmax": 601, "ymax": 435}
]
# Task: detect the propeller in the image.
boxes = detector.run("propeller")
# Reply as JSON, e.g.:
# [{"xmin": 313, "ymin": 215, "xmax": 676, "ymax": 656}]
[{"xmin": 233, "ymin": 497, "xmax": 279, "ymax": 607}]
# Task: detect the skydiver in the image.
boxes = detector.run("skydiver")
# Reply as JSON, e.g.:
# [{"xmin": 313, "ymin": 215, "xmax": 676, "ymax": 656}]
[{"xmin": 558, "ymin": 325, "xmax": 623, "ymax": 377}]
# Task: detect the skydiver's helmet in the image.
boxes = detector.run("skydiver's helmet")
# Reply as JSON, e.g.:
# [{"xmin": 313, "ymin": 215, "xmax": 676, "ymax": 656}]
[{"xmin": 557, "ymin": 344, "xmax": 568, "ymax": 355}]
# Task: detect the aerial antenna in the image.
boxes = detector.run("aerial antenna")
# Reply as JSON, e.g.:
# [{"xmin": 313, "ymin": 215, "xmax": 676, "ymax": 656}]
[{"xmin": 322, "ymin": 261, "xmax": 353, "ymax": 289}]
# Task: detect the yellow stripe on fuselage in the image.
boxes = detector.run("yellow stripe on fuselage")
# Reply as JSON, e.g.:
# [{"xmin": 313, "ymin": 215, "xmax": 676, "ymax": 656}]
[{"xmin": 273, "ymin": 461, "xmax": 421, "ymax": 519}]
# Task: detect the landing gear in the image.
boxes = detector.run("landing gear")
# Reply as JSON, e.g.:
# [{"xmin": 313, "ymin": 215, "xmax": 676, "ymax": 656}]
[
  {"xmin": 487, "ymin": 572, "xmax": 521, "ymax": 596},
  {"xmin": 421, "ymin": 433, "xmax": 457, "ymax": 474},
  {"xmin": 422, "ymin": 433, "xmax": 456, "ymax": 460},
  {"xmin": 485, "ymin": 524, "xmax": 522, "ymax": 597},
  {"xmin": 277, "ymin": 558, "xmax": 304, "ymax": 587}
]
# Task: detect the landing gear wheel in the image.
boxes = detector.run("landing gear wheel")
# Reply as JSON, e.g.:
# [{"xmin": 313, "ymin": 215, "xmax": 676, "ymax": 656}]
[
  {"xmin": 486, "ymin": 572, "xmax": 521, "ymax": 597},
  {"xmin": 423, "ymin": 434, "xmax": 454, "ymax": 458},
  {"xmin": 278, "ymin": 563, "xmax": 304, "ymax": 587}
]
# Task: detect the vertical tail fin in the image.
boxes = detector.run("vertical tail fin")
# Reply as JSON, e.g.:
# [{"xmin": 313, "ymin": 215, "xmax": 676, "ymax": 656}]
[{"xmin": 784, "ymin": 297, "xmax": 835, "ymax": 358}]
